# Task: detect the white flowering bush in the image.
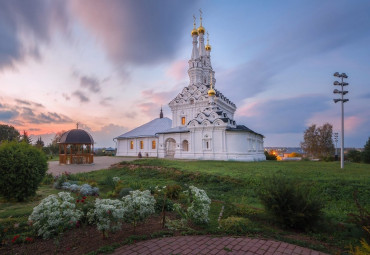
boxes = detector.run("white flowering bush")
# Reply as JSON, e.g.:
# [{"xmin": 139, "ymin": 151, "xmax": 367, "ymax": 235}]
[
  {"xmin": 112, "ymin": 176, "xmax": 120, "ymax": 184},
  {"xmin": 174, "ymin": 186, "xmax": 211, "ymax": 225},
  {"xmin": 122, "ymin": 190, "xmax": 156, "ymax": 231},
  {"xmin": 87, "ymin": 198, "xmax": 125, "ymax": 237},
  {"xmin": 28, "ymin": 192, "xmax": 82, "ymax": 239},
  {"xmin": 187, "ymin": 186, "xmax": 211, "ymax": 224}
]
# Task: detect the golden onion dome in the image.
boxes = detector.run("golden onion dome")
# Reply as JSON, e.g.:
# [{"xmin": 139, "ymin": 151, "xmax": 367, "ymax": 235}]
[
  {"xmin": 197, "ymin": 25, "xmax": 205, "ymax": 34},
  {"xmin": 191, "ymin": 28, "xmax": 198, "ymax": 36},
  {"xmin": 205, "ymin": 44, "xmax": 211, "ymax": 51},
  {"xmin": 208, "ymin": 88, "xmax": 216, "ymax": 97}
]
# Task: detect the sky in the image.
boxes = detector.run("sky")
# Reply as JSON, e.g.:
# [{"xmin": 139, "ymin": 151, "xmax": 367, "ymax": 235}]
[{"xmin": 0, "ymin": 0, "xmax": 369, "ymax": 148}]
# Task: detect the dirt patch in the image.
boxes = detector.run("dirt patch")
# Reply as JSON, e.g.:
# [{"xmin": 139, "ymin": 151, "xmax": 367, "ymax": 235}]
[{"xmin": 1, "ymin": 213, "xmax": 177, "ymax": 255}]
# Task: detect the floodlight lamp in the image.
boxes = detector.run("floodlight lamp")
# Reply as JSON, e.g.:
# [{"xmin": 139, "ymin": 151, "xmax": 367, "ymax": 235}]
[
  {"xmin": 333, "ymin": 81, "xmax": 340, "ymax": 85},
  {"xmin": 342, "ymin": 82, "xmax": 349, "ymax": 86},
  {"xmin": 342, "ymin": 91, "xmax": 348, "ymax": 95},
  {"xmin": 343, "ymin": 99, "xmax": 349, "ymax": 103},
  {"xmin": 342, "ymin": 73, "xmax": 348, "ymax": 78},
  {"xmin": 333, "ymin": 99, "xmax": 341, "ymax": 103},
  {"xmin": 333, "ymin": 89, "xmax": 340, "ymax": 93},
  {"xmin": 334, "ymin": 72, "xmax": 340, "ymax": 77}
]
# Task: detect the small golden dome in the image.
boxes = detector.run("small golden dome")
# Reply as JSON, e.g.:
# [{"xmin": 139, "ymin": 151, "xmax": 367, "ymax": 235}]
[
  {"xmin": 205, "ymin": 44, "xmax": 211, "ymax": 51},
  {"xmin": 191, "ymin": 29, "xmax": 198, "ymax": 36},
  {"xmin": 197, "ymin": 25, "xmax": 205, "ymax": 34},
  {"xmin": 208, "ymin": 88, "xmax": 216, "ymax": 97}
]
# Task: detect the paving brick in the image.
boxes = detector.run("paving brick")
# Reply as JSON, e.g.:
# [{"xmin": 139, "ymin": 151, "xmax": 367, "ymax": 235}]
[{"xmin": 111, "ymin": 236, "xmax": 329, "ymax": 255}]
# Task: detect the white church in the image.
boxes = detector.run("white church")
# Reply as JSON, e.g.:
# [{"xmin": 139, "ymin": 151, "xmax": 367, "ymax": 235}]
[{"xmin": 114, "ymin": 14, "xmax": 265, "ymax": 161}]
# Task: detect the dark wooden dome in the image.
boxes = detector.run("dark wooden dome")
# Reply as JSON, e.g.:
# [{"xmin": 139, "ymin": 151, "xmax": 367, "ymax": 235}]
[{"xmin": 59, "ymin": 129, "xmax": 94, "ymax": 144}]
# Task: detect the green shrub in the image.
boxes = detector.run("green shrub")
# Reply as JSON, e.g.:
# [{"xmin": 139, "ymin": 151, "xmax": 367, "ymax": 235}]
[
  {"xmin": 347, "ymin": 150, "xmax": 362, "ymax": 163},
  {"xmin": 362, "ymin": 137, "xmax": 370, "ymax": 164},
  {"xmin": 0, "ymin": 141, "xmax": 47, "ymax": 201},
  {"xmin": 155, "ymin": 196, "xmax": 174, "ymax": 213},
  {"xmin": 119, "ymin": 187, "xmax": 133, "ymax": 198},
  {"xmin": 258, "ymin": 175, "xmax": 324, "ymax": 230},
  {"xmin": 166, "ymin": 184, "xmax": 182, "ymax": 199},
  {"xmin": 41, "ymin": 173, "xmax": 54, "ymax": 185},
  {"xmin": 264, "ymin": 150, "xmax": 277, "ymax": 160},
  {"xmin": 219, "ymin": 217, "xmax": 250, "ymax": 234}
]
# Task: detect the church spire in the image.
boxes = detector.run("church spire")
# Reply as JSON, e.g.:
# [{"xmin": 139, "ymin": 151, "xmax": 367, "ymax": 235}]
[
  {"xmin": 159, "ymin": 106, "xmax": 163, "ymax": 118},
  {"xmin": 198, "ymin": 9, "xmax": 206, "ymax": 57},
  {"xmin": 191, "ymin": 15, "xmax": 199, "ymax": 60}
]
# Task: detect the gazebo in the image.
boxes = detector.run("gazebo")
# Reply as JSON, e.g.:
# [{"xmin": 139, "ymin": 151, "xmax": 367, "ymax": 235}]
[{"xmin": 58, "ymin": 128, "xmax": 94, "ymax": 164}]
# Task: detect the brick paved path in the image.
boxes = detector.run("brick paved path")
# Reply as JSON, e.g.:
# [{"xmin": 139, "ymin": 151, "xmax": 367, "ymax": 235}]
[{"xmin": 112, "ymin": 236, "xmax": 328, "ymax": 255}]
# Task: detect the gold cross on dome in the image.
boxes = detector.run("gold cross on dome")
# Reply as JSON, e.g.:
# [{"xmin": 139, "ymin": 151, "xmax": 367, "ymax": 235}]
[
  {"xmin": 199, "ymin": 9, "xmax": 203, "ymax": 25},
  {"xmin": 76, "ymin": 122, "xmax": 79, "ymax": 129}
]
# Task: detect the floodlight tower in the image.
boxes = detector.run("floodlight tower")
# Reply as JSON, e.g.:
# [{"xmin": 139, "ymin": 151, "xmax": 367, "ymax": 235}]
[{"xmin": 333, "ymin": 72, "xmax": 349, "ymax": 169}]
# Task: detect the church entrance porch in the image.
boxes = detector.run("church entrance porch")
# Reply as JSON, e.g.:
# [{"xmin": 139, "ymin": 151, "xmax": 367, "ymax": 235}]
[{"xmin": 165, "ymin": 138, "xmax": 176, "ymax": 158}]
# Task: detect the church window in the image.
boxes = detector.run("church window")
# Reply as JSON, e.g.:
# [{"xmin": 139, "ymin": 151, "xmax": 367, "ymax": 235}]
[
  {"xmin": 140, "ymin": 140, "xmax": 144, "ymax": 149},
  {"xmin": 130, "ymin": 141, "xmax": 134, "ymax": 150},
  {"xmin": 182, "ymin": 140, "xmax": 189, "ymax": 151},
  {"xmin": 152, "ymin": 140, "xmax": 156, "ymax": 149},
  {"xmin": 206, "ymin": 141, "xmax": 209, "ymax": 149},
  {"xmin": 181, "ymin": 117, "xmax": 186, "ymax": 125}
]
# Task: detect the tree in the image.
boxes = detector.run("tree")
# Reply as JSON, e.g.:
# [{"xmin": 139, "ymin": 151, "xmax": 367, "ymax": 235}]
[
  {"xmin": 362, "ymin": 137, "xmax": 370, "ymax": 164},
  {"xmin": 0, "ymin": 124, "xmax": 20, "ymax": 143},
  {"xmin": 347, "ymin": 149, "xmax": 362, "ymax": 163},
  {"xmin": 301, "ymin": 123, "xmax": 334, "ymax": 159},
  {"xmin": 300, "ymin": 125, "xmax": 318, "ymax": 158},
  {"xmin": 21, "ymin": 130, "xmax": 32, "ymax": 144},
  {"xmin": 35, "ymin": 136, "xmax": 45, "ymax": 149},
  {"xmin": 45, "ymin": 130, "xmax": 65, "ymax": 155}
]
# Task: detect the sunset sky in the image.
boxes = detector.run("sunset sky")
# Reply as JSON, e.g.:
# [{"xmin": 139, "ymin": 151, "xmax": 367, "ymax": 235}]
[{"xmin": 0, "ymin": 0, "xmax": 369, "ymax": 148}]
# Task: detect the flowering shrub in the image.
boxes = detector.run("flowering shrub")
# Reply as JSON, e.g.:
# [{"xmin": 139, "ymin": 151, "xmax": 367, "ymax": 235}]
[
  {"xmin": 174, "ymin": 186, "xmax": 211, "ymax": 225},
  {"xmin": 112, "ymin": 176, "xmax": 120, "ymax": 184},
  {"xmin": 61, "ymin": 182, "xmax": 99, "ymax": 196},
  {"xmin": 28, "ymin": 192, "xmax": 82, "ymax": 239},
  {"xmin": 87, "ymin": 198, "xmax": 125, "ymax": 237},
  {"xmin": 122, "ymin": 190, "xmax": 156, "ymax": 231}
]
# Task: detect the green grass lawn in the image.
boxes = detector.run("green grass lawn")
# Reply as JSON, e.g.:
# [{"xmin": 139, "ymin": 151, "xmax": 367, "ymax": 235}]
[
  {"xmin": 128, "ymin": 159, "xmax": 370, "ymax": 220},
  {"xmin": 1, "ymin": 159, "xmax": 369, "ymax": 253}
]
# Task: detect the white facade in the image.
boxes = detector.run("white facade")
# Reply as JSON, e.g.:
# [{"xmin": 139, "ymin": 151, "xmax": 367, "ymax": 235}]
[{"xmin": 115, "ymin": 16, "xmax": 265, "ymax": 161}]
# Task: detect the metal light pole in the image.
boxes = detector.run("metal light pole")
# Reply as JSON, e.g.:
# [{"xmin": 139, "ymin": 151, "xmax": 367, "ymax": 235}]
[{"xmin": 333, "ymin": 72, "xmax": 349, "ymax": 169}]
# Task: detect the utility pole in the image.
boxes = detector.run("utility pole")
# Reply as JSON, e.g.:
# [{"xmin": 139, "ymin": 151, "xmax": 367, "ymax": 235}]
[{"xmin": 333, "ymin": 72, "xmax": 349, "ymax": 169}]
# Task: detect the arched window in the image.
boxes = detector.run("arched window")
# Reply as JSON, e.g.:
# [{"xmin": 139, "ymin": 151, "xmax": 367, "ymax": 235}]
[
  {"xmin": 130, "ymin": 141, "xmax": 134, "ymax": 150},
  {"xmin": 152, "ymin": 140, "xmax": 156, "ymax": 149},
  {"xmin": 181, "ymin": 117, "xmax": 186, "ymax": 125},
  {"xmin": 182, "ymin": 140, "xmax": 189, "ymax": 151},
  {"xmin": 140, "ymin": 140, "xmax": 144, "ymax": 149}
]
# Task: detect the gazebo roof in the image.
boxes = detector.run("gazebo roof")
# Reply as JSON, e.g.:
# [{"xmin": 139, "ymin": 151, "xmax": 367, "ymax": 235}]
[{"xmin": 59, "ymin": 129, "xmax": 94, "ymax": 144}]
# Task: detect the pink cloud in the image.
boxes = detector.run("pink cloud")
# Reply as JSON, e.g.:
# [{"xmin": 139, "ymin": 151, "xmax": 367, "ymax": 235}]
[
  {"xmin": 236, "ymin": 101, "xmax": 260, "ymax": 117},
  {"xmin": 345, "ymin": 115, "xmax": 364, "ymax": 134},
  {"xmin": 166, "ymin": 60, "xmax": 188, "ymax": 81}
]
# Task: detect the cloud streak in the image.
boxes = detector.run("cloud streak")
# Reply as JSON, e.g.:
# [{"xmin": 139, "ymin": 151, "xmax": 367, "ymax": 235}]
[
  {"xmin": 0, "ymin": 0, "xmax": 70, "ymax": 69},
  {"xmin": 70, "ymin": 0, "xmax": 196, "ymax": 67},
  {"xmin": 236, "ymin": 94, "xmax": 329, "ymax": 134},
  {"xmin": 217, "ymin": 1, "xmax": 370, "ymax": 103}
]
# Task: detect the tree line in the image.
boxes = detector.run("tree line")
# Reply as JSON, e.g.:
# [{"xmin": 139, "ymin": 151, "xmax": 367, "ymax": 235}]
[
  {"xmin": 0, "ymin": 124, "xmax": 63, "ymax": 157},
  {"xmin": 301, "ymin": 123, "xmax": 370, "ymax": 163}
]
